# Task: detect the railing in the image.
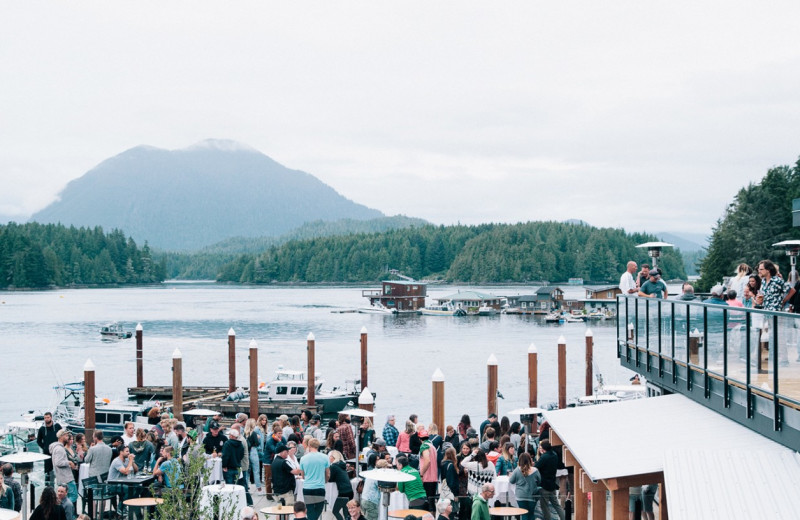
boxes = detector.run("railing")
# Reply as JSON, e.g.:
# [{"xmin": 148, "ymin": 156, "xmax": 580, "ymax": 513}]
[{"xmin": 616, "ymin": 295, "xmax": 800, "ymax": 433}]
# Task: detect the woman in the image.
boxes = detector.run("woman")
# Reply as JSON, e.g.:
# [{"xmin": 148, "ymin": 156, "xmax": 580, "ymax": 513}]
[
  {"xmin": 499, "ymin": 416, "xmax": 511, "ymax": 439},
  {"xmin": 444, "ymin": 425, "xmax": 459, "ymax": 448},
  {"xmin": 460, "ymin": 449, "xmax": 496, "ymax": 496},
  {"xmin": 509, "ymin": 422, "xmax": 522, "ymax": 452},
  {"xmin": 130, "ymin": 428, "xmax": 154, "ymax": 473},
  {"xmin": 328, "ymin": 450, "xmax": 355, "ymax": 520},
  {"xmin": 346, "ymin": 499, "xmax": 367, "ymax": 520},
  {"xmin": 439, "ymin": 447, "xmax": 461, "ymax": 503},
  {"xmin": 731, "ymin": 263, "xmax": 753, "ymax": 303},
  {"xmin": 361, "ymin": 459, "xmax": 390, "ymax": 520},
  {"xmin": 396, "ymin": 421, "xmax": 414, "ymax": 454},
  {"xmin": 358, "ymin": 417, "xmax": 375, "ymax": 449},
  {"xmin": 457, "ymin": 415, "xmax": 471, "ymax": 442},
  {"xmin": 495, "ymin": 442, "xmax": 517, "ymax": 476},
  {"xmin": 290, "ymin": 415, "xmax": 302, "ymax": 437},
  {"xmin": 147, "ymin": 407, "xmax": 161, "ymax": 425},
  {"xmin": 255, "ymin": 414, "xmax": 269, "ymax": 465},
  {"xmin": 436, "ymin": 499, "xmax": 453, "ymax": 520},
  {"xmin": 64, "ymin": 433, "xmax": 81, "ymax": 482},
  {"xmin": 509, "ymin": 453, "xmax": 541, "ymax": 520},
  {"xmin": 486, "ymin": 441, "xmax": 500, "ymax": 466},
  {"xmin": 286, "ymin": 441, "xmax": 301, "ymax": 470},
  {"xmin": 265, "ymin": 422, "xmax": 284, "ymax": 464},
  {"xmin": 244, "ymin": 418, "xmax": 263, "ymax": 494},
  {"xmin": 146, "ymin": 431, "xmax": 163, "ymax": 470},
  {"xmin": 325, "ymin": 430, "xmax": 343, "ymax": 454},
  {"xmin": 30, "ymin": 486, "xmax": 66, "ymax": 520},
  {"xmin": 74, "ymin": 433, "xmax": 88, "ymax": 462},
  {"xmin": 427, "ymin": 423, "xmax": 442, "ymax": 450},
  {"xmin": 456, "ymin": 442, "xmax": 471, "ymax": 497},
  {"xmin": 0, "ymin": 477, "xmax": 13, "ymax": 510}
]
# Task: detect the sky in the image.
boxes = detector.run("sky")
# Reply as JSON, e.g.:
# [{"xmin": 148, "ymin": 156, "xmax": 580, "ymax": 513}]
[{"xmin": 2, "ymin": 2, "xmax": 800, "ymax": 240}]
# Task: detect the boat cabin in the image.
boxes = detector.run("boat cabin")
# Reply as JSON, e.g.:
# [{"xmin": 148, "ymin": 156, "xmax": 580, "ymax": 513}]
[
  {"xmin": 259, "ymin": 369, "xmax": 323, "ymax": 401},
  {"xmin": 362, "ymin": 280, "xmax": 427, "ymax": 312}
]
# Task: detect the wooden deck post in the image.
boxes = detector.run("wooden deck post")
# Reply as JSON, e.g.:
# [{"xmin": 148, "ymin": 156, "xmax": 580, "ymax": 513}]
[
  {"xmin": 627, "ymin": 322, "xmax": 634, "ymax": 342},
  {"xmin": 658, "ymin": 483, "xmax": 668, "ymax": 520},
  {"xmin": 84, "ymin": 359, "xmax": 96, "ymax": 441},
  {"xmin": 358, "ymin": 387, "xmax": 374, "ymax": 412},
  {"xmin": 135, "ymin": 323, "xmax": 143, "ymax": 387},
  {"xmin": 228, "ymin": 328, "xmax": 236, "ymax": 393},
  {"xmin": 528, "ymin": 343, "xmax": 538, "ymax": 408},
  {"xmin": 360, "ymin": 326, "xmax": 369, "ymax": 391},
  {"xmin": 585, "ymin": 329, "xmax": 594, "ymax": 397},
  {"xmin": 432, "ymin": 369, "xmax": 445, "ymax": 430},
  {"xmin": 487, "ymin": 354, "xmax": 498, "ymax": 417},
  {"xmin": 689, "ymin": 329, "xmax": 700, "ymax": 365},
  {"xmin": 249, "ymin": 339, "xmax": 259, "ymax": 419},
  {"xmin": 172, "ymin": 348, "xmax": 183, "ymax": 421},
  {"xmin": 558, "ymin": 335, "xmax": 567, "ymax": 409},
  {"xmin": 759, "ymin": 325, "xmax": 770, "ymax": 374},
  {"xmin": 307, "ymin": 333, "xmax": 316, "ymax": 407},
  {"xmin": 610, "ymin": 488, "xmax": 629, "ymax": 520}
]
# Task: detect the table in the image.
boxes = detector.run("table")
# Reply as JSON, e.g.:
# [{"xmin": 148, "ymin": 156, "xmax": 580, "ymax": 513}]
[
  {"xmin": 200, "ymin": 484, "xmax": 247, "ymax": 520},
  {"xmin": 261, "ymin": 504, "xmax": 295, "ymax": 520},
  {"xmin": 294, "ymin": 479, "xmax": 338, "ymax": 505},
  {"xmin": 205, "ymin": 457, "xmax": 223, "ymax": 483},
  {"xmin": 492, "ymin": 476, "xmax": 517, "ymax": 506},
  {"xmin": 489, "ymin": 507, "xmax": 527, "ymax": 520},
  {"xmin": 107, "ymin": 474, "xmax": 157, "ymax": 488},
  {"xmin": 123, "ymin": 497, "xmax": 163, "ymax": 520},
  {"xmin": 388, "ymin": 508, "xmax": 429, "ymax": 519},
  {"xmin": 0, "ymin": 509, "xmax": 20, "ymax": 520},
  {"xmin": 388, "ymin": 491, "xmax": 409, "ymax": 511},
  {"xmin": 77, "ymin": 463, "xmax": 90, "ymax": 494}
]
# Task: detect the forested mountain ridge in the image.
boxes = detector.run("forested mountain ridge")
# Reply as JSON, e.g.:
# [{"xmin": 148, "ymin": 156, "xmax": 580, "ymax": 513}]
[
  {"xmin": 0, "ymin": 222, "xmax": 166, "ymax": 289},
  {"xmin": 698, "ymin": 158, "xmax": 800, "ymax": 290},
  {"xmin": 216, "ymin": 221, "xmax": 686, "ymax": 284},
  {"xmin": 30, "ymin": 139, "xmax": 384, "ymax": 251}
]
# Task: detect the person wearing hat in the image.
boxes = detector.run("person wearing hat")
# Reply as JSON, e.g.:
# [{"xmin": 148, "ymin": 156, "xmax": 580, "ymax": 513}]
[
  {"xmin": 366, "ymin": 438, "xmax": 388, "ymax": 469},
  {"xmin": 50, "ymin": 429, "xmax": 78, "ymax": 503},
  {"xmin": 638, "ymin": 268, "xmax": 668, "ymax": 299},
  {"xmin": 202, "ymin": 420, "xmax": 227, "ymax": 456},
  {"xmin": 305, "ymin": 414, "xmax": 326, "ymax": 446},
  {"xmin": 418, "ymin": 429, "xmax": 439, "ymax": 500},
  {"xmin": 222, "ymin": 428, "xmax": 244, "ymax": 484},
  {"xmin": 205, "ymin": 412, "xmax": 223, "ymax": 433},
  {"xmin": 271, "ymin": 443, "xmax": 300, "ymax": 506}
]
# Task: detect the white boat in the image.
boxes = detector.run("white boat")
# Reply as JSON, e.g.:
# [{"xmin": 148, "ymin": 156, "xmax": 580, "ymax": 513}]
[
  {"xmin": 100, "ymin": 322, "xmax": 133, "ymax": 340},
  {"xmin": 477, "ymin": 305, "xmax": 498, "ymax": 316},
  {"xmin": 421, "ymin": 303, "xmax": 467, "ymax": 316},
  {"xmin": 257, "ymin": 367, "xmax": 365, "ymax": 413},
  {"xmin": 357, "ymin": 302, "xmax": 398, "ymax": 314}
]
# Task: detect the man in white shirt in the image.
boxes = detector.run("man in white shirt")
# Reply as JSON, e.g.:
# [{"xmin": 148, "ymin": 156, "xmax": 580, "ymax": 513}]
[
  {"xmin": 121, "ymin": 422, "xmax": 136, "ymax": 446},
  {"xmin": 619, "ymin": 261, "xmax": 638, "ymax": 296}
]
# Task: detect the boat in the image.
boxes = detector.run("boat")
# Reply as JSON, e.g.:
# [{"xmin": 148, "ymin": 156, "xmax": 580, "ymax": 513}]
[
  {"xmin": 257, "ymin": 367, "xmax": 367, "ymax": 415},
  {"xmin": 0, "ymin": 421, "xmax": 40, "ymax": 456},
  {"xmin": 100, "ymin": 322, "xmax": 133, "ymax": 340},
  {"xmin": 477, "ymin": 304, "xmax": 498, "ymax": 316},
  {"xmin": 357, "ymin": 302, "xmax": 398, "ymax": 314},
  {"xmin": 544, "ymin": 312, "xmax": 562, "ymax": 323},
  {"xmin": 421, "ymin": 303, "xmax": 467, "ymax": 316},
  {"xmin": 48, "ymin": 382, "xmax": 151, "ymax": 437},
  {"xmin": 361, "ymin": 272, "xmax": 426, "ymax": 314}
]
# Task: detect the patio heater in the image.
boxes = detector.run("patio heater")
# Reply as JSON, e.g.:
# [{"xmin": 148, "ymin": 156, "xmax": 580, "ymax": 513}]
[
  {"xmin": 359, "ymin": 468, "xmax": 415, "ymax": 520},
  {"xmin": 636, "ymin": 241, "xmax": 674, "ymax": 270},
  {"xmin": 772, "ymin": 240, "xmax": 800, "ymax": 285},
  {"xmin": 339, "ymin": 406, "xmax": 375, "ymax": 478},
  {"xmin": 507, "ymin": 407, "xmax": 548, "ymax": 455},
  {"xmin": 0, "ymin": 451, "xmax": 51, "ymax": 520}
]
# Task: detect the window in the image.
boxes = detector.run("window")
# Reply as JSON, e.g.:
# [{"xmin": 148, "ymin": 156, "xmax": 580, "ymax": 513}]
[
  {"xmin": 104, "ymin": 413, "xmax": 121, "ymax": 424},
  {"xmin": 607, "ymin": 291, "xmax": 613, "ymax": 298},
  {"xmin": 96, "ymin": 413, "xmax": 106, "ymax": 423},
  {"xmin": 291, "ymin": 387, "xmax": 305, "ymax": 395},
  {"xmin": 276, "ymin": 386, "xmax": 288, "ymax": 395}
]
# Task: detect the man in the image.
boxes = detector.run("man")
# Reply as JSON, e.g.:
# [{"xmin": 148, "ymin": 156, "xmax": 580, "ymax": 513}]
[
  {"xmin": 231, "ymin": 424, "xmax": 253, "ymax": 506},
  {"xmin": 121, "ymin": 421, "xmax": 136, "ymax": 446},
  {"xmin": 279, "ymin": 415, "xmax": 292, "ymax": 441},
  {"xmin": 56, "ymin": 483, "xmax": 76, "ymax": 520},
  {"xmin": 173, "ymin": 422, "xmax": 190, "ymax": 460},
  {"xmin": 300, "ymin": 410, "xmax": 312, "ymax": 432},
  {"xmin": 109, "ymin": 436, "xmax": 125, "ymax": 459},
  {"xmin": 299, "ymin": 438, "xmax": 329, "ymax": 520},
  {"xmin": 50, "ymin": 429, "xmax": 78, "ymax": 503},
  {"xmin": 636, "ymin": 264, "xmax": 651, "ymax": 288},
  {"xmin": 366, "ymin": 438, "xmax": 388, "ymax": 469},
  {"xmin": 205, "ymin": 412, "xmax": 223, "ymax": 433},
  {"xmin": 479, "ymin": 428, "xmax": 496, "ymax": 452},
  {"xmin": 2, "ymin": 464, "xmax": 22, "ymax": 512},
  {"xmin": 678, "ymin": 282, "xmax": 697, "ymax": 301},
  {"xmin": 471, "ymin": 483, "xmax": 494, "ymax": 520},
  {"xmin": 108, "ymin": 444, "xmax": 136, "ymax": 512},
  {"xmin": 37, "ymin": 412, "xmax": 61, "ymax": 484},
  {"xmin": 619, "ymin": 261, "xmax": 638, "ymax": 296},
  {"xmin": 271, "ymin": 444, "xmax": 301, "ymax": 506},
  {"xmin": 84, "ymin": 430, "xmax": 113, "ymax": 479},
  {"xmin": 706, "ymin": 284, "xmax": 727, "ymax": 305},
  {"xmin": 203, "ymin": 420, "xmax": 227, "ymax": 455},
  {"xmin": 395, "ymin": 455, "xmax": 426, "ymax": 509},
  {"xmin": 638, "ymin": 268, "xmax": 668, "ymax": 299},
  {"xmin": 305, "ymin": 415, "xmax": 326, "ymax": 446},
  {"xmin": 153, "ymin": 446, "xmax": 182, "ymax": 488},
  {"xmin": 756, "ymin": 259, "xmax": 795, "ymax": 366},
  {"xmin": 478, "ymin": 413, "xmax": 497, "ymax": 439},
  {"xmin": 382, "ymin": 415, "xmax": 399, "ymax": 447},
  {"xmin": 222, "ymin": 428, "xmax": 244, "ymax": 485},
  {"xmin": 236, "ymin": 413, "xmax": 248, "ymax": 428},
  {"xmin": 294, "ymin": 501, "xmax": 308, "ymax": 519},
  {"xmin": 535, "ymin": 440, "xmax": 565, "ymax": 520},
  {"xmin": 336, "ymin": 414, "xmax": 356, "ymax": 460}
]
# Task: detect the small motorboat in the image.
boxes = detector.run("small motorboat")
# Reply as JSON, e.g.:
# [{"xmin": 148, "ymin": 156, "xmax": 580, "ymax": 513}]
[
  {"xmin": 421, "ymin": 303, "xmax": 467, "ymax": 316},
  {"xmin": 100, "ymin": 323, "xmax": 133, "ymax": 340}
]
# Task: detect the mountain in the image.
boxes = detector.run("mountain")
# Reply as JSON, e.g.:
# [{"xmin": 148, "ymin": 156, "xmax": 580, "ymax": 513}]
[
  {"xmin": 30, "ymin": 139, "xmax": 384, "ymax": 251},
  {"xmin": 656, "ymin": 232, "xmax": 709, "ymax": 252}
]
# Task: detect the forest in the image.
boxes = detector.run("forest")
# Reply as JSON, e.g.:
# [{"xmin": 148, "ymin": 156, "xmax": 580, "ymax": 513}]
[
  {"xmin": 0, "ymin": 222, "xmax": 166, "ymax": 289},
  {"xmin": 215, "ymin": 221, "xmax": 686, "ymax": 284},
  {"xmin": 698, "ymin": 157, "xmax": 800, "ymax": 290}
]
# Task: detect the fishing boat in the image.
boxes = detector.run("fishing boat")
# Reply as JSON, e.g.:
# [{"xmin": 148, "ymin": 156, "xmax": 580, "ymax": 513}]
[
  {"xmin": 420, "ymin": 303, "xmax": 467, "ymax": 316},
  {"xmin": 257, "ymin": 367, "xmax": 366, "ymax": 414},
  {"xmin": 0, "ymin": 421, "xmax": 40, "ymax": 456},
  {"xmin": 45, "ymin": 382, "xmax": 151, "ymax": 437},
  {"xmin": 100, "ymin": 322, "xmax": 133, "ymax": 340}
]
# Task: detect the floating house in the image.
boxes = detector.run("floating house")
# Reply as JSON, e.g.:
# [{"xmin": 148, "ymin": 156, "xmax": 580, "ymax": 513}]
[
  {"xmin": 362, "ymin": 280, "xmax": 426, "ymax": 313},
  {"xmin": 435, "ymin": 290, "xmax": 504, "ymax": 312}
]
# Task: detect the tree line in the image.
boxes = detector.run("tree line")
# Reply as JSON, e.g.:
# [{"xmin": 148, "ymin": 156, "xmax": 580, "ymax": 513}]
[
  {"xmin": 698, "ymin": 157, "xmax": 800, "ymax": 290},
  {"xmin": 216, "ymin": 221, "xmax": 686, "ymax": 284},
  {"xmin": 0, "ymin": 222, "xmax": 166, "ymax": 289}
]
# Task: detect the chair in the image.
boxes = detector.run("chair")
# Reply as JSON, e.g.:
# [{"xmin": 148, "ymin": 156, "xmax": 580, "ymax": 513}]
[{"xmin": 81, "ymin": 476, "xmax": 114, "ymax": 519}]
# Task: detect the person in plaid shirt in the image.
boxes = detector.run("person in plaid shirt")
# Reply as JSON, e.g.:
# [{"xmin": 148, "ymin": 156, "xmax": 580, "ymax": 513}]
[{"xmin": 382, "ymin": 415, "xmax": 398, "ymax": 447}]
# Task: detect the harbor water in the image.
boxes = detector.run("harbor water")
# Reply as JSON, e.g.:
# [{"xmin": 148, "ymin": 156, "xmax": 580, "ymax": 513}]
[{"xmin": 0, "ymin": 283, "xmax": 633, "ymax": 428}]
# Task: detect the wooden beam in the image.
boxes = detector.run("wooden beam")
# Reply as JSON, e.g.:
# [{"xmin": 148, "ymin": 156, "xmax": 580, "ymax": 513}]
[
  {"xmin": 609, "ymin": 488, "xmax": 629, "ymax": 520},
  {"xmin": 603, "ymin": 472, "xmax": 664, "ymax": 491},
  {"xmin": 659, "ymin": 483, "xmax": 669, "ymax": 520},
  {"xmin": 550, "ymin": 429, "xmax": 564, "ymax": 447}
]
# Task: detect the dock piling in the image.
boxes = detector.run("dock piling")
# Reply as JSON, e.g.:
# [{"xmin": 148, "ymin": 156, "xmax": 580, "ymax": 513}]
[
  {"xmin": 84, "ymin": 359, "xmax": 96, "ymax": 441},
  {"xmin": 558, "ymin": 335, "xmax": 567, "ymax": 409},
  {"xmin": 249, "ymin": 339, "xmax": 259, "ymax": 419},
  {"xmin": 487, "ymin": 354, "xmax": 498, "ymax": 416},
  {"xmin": 135, "ymin": 323, "xmax": 143, "ymax": 387},
  {"xmin": 358, "ymin": 387, "xmax": 374, "ymax": 412},
  {"xmin": 307, "ymin": 333, "xmax": 316, "ymax": 407},
  {"xmin": 585, "ymin": 329, "xmax": 594, "ymax": 397},
  {"xmin": 432, "ymin": 369, "xmax": 445, "ymax": 430},
  {"xmin": 528, "ymin": 343, "xmax": 538, "ymax": 408},
  {"xmin": 228, "ymin": 328, "xmax": 236, "ymax": 394},
  {"xmin": 360, "ymin": 326, "xmax": 368, "ymax": 391},
  {"xmin": 172, "ymin": 348, "xmax": 183, "ymax": 420}
]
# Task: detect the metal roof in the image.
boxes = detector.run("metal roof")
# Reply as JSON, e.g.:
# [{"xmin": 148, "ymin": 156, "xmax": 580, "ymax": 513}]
[
  {"xmin": 440, "ymin": 290, "xmax": 497, "ymax": 301},
  {"xmin": 663, "ymin": 449, "xmax": 800, "ymax": 520},
  {"xmin": 542, "ymin": 393, "xmax": 794, "ymax": 481}
]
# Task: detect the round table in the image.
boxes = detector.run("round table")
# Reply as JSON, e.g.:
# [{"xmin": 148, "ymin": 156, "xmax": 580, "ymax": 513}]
[
  {"xmin": 489, "ymin": 506, "xmax": 527, "ymax": 520},
  {"xmin": 0, "ymin": 509, "xmax": 20, "ymax": 520},
  {"xmin": 199, "ymin": 484, "xmax": 247, "ymax": 520},
  {"xmin": 388, "ymin": 508, "xmax": 430, "ymax": 519},
  {"xmin": 262, "ymin": 504, "xmax": 295, "ymax": 520},
  {"xmin": 123, "ymin": 497, "xmax": 164, "ymax": 520}
]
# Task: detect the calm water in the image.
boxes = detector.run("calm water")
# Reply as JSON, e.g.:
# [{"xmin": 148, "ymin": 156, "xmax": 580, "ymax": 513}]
[{"xmin": 0, "ymin": 283, "xmax": 633, "ymax": 427}]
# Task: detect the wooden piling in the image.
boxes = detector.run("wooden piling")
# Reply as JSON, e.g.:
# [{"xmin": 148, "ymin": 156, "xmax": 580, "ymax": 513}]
[
  {"xmin": 307, "ymin": 333, "xmax": 316, "ymax": 407},
  {"xmin": 249, "ymin": 339, "xmax": 259, "ymax": 419},
  {"xmin": 135, "ymin": 323, "xmax": 143, "ymax": 387},
  {"xmin": 432, "ymin": 369, "xmax": 445, "ymax": 430},
  {"xmin": 487, "ymin": 354, "xmax": 498, "ymax": 416},
  {"xmin": 689, "ymin": 329, "xmax": 700, "ymax": 365},
  {"xmin": 585, "ymin": 329, "xmax": 594, "ymax": 397},
  {"xmin": 172, "ymin": 349, "xmax": 183, "ymax": 421},
  {"xmin": 228, "ymin": 328, "xmax": 236, "ymax": 394},
  {"xmin": 528, "ymin": 343, "xmax": 538, "ymax": 408},
  {"xmin": 84, "ymin": 359, "xmax": 96, "ymax": 441},
  {"xmin": 360, "ymin": 326, "xmax": 368, "ymax": 391},
  {"xmin": 558, "ymin": 335, "xmax": 567, "ymax": 409},
  {"xmin": 358, "ymin": 387, "xmax": 374, "ymax": 412}
]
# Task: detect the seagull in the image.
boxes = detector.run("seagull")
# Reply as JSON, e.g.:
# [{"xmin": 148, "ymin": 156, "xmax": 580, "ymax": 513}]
[{"xmin": 496, "ymin": 390, "xmax": 505, "ymax": 399}]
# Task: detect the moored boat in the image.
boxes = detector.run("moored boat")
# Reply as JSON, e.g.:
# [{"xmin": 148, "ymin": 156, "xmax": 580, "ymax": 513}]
[
  {"xmin": 421, "ymin": 303, "xmax": 467, "ymax": 316},
  {"xmin": 257, "ymin": 367, "xmax": 367, "ymax": 416}
]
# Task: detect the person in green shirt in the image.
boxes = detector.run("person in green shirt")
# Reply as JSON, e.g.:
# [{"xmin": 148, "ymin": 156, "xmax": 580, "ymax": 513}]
[
  {"xmin": 395, "ymin": 456, "xmax": 427, "ymax": 509},
  {"xmin": 471, "ymin": 483, "xmax": 494, "ymax": 520}
]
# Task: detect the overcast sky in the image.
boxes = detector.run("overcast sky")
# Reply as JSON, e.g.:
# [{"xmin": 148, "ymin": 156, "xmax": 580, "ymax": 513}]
[{"xmin": 3, "ymin": 2, "xmax": 800, "ymax": 240}]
